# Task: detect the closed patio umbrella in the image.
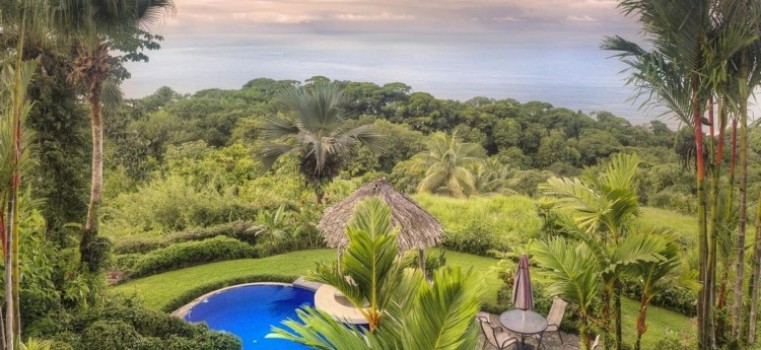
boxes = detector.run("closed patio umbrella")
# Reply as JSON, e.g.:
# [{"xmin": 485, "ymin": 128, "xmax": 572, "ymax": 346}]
[{"xmin": 512, "ymin": 254, "xmax": 534, "ymax": 310}]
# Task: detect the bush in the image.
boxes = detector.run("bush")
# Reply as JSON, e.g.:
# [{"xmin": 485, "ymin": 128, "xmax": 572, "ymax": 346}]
[
  {"xmin": 80, "ymin": 320, "xmax": 139, "ymax": 350},
  {"xmin": 443, "ymin": 219, "xmax": 502, "ymax": 256},
  {"xmin": 648, "ymin": 191, "xmax": 697, "ymax": 215},
  {"xmin": 114, "ymin": 221, "xmax": 258, "ymax": 255},
  {"xmin": 129, "ymin": 236, "xmax": 257, "ymax": 278}
]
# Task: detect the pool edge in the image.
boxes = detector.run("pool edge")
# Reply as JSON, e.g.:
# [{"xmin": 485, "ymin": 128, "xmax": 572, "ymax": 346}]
[{"xmin": 171, "ymin": 281, "xmax": 305, "ymax": 319}]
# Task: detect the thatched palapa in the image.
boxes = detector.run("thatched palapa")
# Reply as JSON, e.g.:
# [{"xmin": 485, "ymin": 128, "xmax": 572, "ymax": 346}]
[{"xmin": 318, "ymin": 178, "xmax": 443, "ymax": 252}]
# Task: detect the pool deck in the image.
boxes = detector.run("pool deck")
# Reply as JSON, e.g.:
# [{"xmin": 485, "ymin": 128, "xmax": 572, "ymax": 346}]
[{"xmin": 314, "ymin": 284, "xmax": 368, "ymax": 325}]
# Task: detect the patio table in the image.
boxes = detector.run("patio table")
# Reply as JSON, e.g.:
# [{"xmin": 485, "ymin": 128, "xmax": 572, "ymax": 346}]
[{"xmin": 498, "ymin": 309, "xmax": 548, "ymax": 350}]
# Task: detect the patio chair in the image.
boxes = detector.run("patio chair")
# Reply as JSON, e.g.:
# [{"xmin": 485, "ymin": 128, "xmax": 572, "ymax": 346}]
[
  {"xmin": 477, "ymin": 315, "xmax": 518, "ymax": 349},
  {"xmin": 591, "ymin": 335, "xmax": 601, "ymax": 349},
  {"xmin": 543, "ymin": 297, "xmax": 569, "ymax": 344}
]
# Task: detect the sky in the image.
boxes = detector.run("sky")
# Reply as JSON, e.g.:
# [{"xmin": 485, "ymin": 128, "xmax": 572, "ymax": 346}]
[{"xmin": 123, "ymin": 0, "xmax": 683, "ymax": 124}]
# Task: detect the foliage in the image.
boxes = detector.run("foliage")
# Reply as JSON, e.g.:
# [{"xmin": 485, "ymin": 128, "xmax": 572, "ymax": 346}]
[
  {"xmin": 113, "ymin": 221, "xmax": 258, "ymax": 255},
  {"xmin": 125, "ymin": 236, "xmax": 257, "ymax": 278},
  {"xmin": 413, "ymin": 132, "xmax": 485, "ymax": 198},
  {"xmin": 259, "ymin": 83, "xmax": 384, "ymax": 202},
  {"xmin": 102, "ymin": 175, "xmax": 257, "ymax": 238},
  {"xmin": 271, "ymin": 199, "xmax": 484, "ymax": 348}
]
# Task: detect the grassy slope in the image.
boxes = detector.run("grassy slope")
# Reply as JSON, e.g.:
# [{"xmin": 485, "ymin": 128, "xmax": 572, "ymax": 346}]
[{"xmin": 113, "ymin": 248, "xmax": 693, "ymax": 348}]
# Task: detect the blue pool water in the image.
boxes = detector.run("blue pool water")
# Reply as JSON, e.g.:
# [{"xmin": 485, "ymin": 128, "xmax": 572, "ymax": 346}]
[{"xmin": 184, "ymin": 284, "xmax": 314, "ymax": 350}]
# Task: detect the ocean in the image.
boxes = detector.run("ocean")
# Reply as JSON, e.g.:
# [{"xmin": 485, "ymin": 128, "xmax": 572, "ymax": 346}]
[{"xmin": 121, "ymin": 32, "xmax": 750, "ymax": 127}]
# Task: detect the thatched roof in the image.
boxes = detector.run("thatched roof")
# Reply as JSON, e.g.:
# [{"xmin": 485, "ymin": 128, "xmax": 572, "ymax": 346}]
[{"xmin": 318, "ymin": 178, "xmax": 444, "ymax": 251}]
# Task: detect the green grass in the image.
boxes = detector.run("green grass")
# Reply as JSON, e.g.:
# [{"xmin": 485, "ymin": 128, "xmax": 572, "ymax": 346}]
[{"xmin": 113, "ymin": 248, "xmax": 693, "ymax": 348}]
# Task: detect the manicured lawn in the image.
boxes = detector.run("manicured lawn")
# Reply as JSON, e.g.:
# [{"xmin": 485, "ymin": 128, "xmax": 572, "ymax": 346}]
[{"xmin": 113, "ymin": 248, "xmax": 693, "ymax": 348}]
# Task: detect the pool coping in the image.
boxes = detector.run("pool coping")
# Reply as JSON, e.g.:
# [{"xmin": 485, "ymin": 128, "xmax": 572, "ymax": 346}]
[{"xmin": 171, "ymin": 281, "xmax": 300, "ymax": 319}]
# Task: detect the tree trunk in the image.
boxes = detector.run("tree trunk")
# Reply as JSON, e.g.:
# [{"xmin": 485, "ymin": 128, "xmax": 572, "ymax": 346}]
[
  {"xmin": 615, "ymin": 282, "xmax": 623, "ymax": 350},
  {"xmin": 81, "ymin": 82, "xmax": 103, "ymax": 273},
  {"xmin": 693, "ymin": 84, "xmax": 710, "ymax": 350},
  {"xmin": 4, "ymin": 203, "xmax": 13, "ymax": 350},
  {"xmin": 707, "ymin": 96, "xmax": 718, "ymax": 348},
  {"xmin": 601, "ymin": 284, "xmax": 613, "ymax": 350},
  {"xmin": 733, "ymin": 93, "xmax": 748, "ymax": 343},
  {"xmin": 635, "ymin": 294, "xmax": 649, "ymax": 350},
  {"xmin": 748, "ymin": 194, "xmax": 761, "ymax": 344}
]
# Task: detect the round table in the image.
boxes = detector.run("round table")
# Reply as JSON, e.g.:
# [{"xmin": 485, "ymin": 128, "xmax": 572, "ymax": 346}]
[{"xmin": 498, "ymin": 309, "xmax": 548, "ymax": 350}]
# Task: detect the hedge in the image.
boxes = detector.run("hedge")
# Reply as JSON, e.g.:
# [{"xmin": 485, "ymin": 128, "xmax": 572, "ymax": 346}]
[
  {"xmin": 127, "ymin": 236, "xmax": 258, "ymax": 278},
  {"xmin": 114, "ymin": 221, "xmax": 258, "ymax": 255}
]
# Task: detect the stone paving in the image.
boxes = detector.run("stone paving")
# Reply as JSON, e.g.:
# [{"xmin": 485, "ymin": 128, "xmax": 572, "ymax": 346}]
[{"xmin": 478, "ymin": 313, "xmax": 580, "ymax": 350}]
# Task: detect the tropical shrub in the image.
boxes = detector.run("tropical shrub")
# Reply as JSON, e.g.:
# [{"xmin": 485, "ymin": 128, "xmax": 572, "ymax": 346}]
[
  {"xmin": 102, "ymin": 175, "xmax": 257, "ymax": 238},
  {"xmin": 80, "ymin": 320, "xmax": 140, "ymax": 350},
  {"xmin": 128, "ymin": 237, "xmax": 257, "ymax": 278},
  {"xmin": 114, "ymin": 221, "xmax": 258, "ymax": 255},
  {"xmin": 442, "ymin": 220, "xmax": 499, "ymax": 256}
]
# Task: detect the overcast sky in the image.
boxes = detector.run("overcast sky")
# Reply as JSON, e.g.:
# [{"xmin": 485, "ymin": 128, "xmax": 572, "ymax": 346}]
[{"xmin": 152, "ymin": 0, "xmax": 640, "ymax": 46}]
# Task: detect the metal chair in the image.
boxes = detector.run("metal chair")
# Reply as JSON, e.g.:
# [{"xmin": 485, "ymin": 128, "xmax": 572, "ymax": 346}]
[
  {"xmin": 543, "ymin": 297, "xmax": 569, "ymax": 344},
  {"xmin": 477, "ymin": 315, "xmax": 518, "ymax": 349}
]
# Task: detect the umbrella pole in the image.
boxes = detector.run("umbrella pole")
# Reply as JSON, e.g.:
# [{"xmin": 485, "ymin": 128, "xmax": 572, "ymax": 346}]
[
  {"xmin": 419, "ymin": 249, "xmax": 426, "ymax": 275},
  {"xmin": 337, "ymin": 248, "xmax": 343, "ymax": 275}
]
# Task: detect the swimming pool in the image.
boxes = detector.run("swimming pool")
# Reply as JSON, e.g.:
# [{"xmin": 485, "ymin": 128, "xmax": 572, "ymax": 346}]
[{"xmin": 183, "ymin": 283, "xmax": 313, "ymax": 350}]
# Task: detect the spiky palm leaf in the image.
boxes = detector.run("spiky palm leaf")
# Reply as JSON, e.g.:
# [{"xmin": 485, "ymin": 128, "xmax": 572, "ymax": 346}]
[
  {"xmin": 270, "ymin": 199, "xmax": 483, "ymax": 350},
  {"xmin": 307, "ymin": 198, "xmax": 401, "ymax": 330}
]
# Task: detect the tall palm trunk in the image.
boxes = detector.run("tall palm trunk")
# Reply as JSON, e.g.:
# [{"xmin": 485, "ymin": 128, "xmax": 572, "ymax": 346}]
[
  {"xmin": 748, "ymin": 192, "xmax": 761, "ymax": 343},
  {"xmin": 79, "ymin": 44, "xmax": 107, "ymax": 273},
  {"xmin": 635, "ymin": 294, "xmax": 650, "ymax": 350},
  {"xmin": 694, "ymin": 81, "xmax": 710, "ymax": 350},
  {"xmin": 733, "ymin": 77, "xmax": 749, "ymax": 342},
  {"xmin": 707, "ymin": 95, "xmax": 719, "ymax": 347},
  {"xmin": 614, "ymin": 281, "xmax": 623, "ymax": 350}
]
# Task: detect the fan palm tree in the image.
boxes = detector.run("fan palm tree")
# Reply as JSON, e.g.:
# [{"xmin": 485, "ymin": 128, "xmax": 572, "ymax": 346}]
[
  {"xmin": 269, "ymin": 198, "xmax": 483, "ymax": 349},
  {"xmin": 260, "ymin": 83, "xmax": 384, "ymax": 204},
  {"xmin": 414, "ymin": 132, "xmax": 484, "ymax": 198},
  {"xmin": 48, "ymin": 0, "xmax": 175, "ymax": 272}
]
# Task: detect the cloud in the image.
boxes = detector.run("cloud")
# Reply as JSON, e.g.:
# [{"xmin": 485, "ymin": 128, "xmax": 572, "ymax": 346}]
[
  {"xmin": 334, "ymin": 11, "xmax": 414, "ymax": 21},
  {"xmin": 567, "ymin": 15, "xmax": 596, "ymax": 22},
  {"xmin": 231, "ymin": 12, "xmax": 319, "ymax": 24},
  {"xmin": 493, "ymin": 16, "xmax": 523, "ymax": 22}
]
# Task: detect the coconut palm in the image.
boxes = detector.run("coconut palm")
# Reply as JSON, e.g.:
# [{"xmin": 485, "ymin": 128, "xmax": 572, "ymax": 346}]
[
  {"xmin": 49, "ymin": 0, "xmax": 175, "ymax": 272},
  {"xmin": 260, "ymin": 83, "xmax": 384, "ymax": 204},
  {"xmin": 472, "ymin": 157, "xmax": 515, "ymax": 195},
  {"xmin": 269, "ymin": 198, "xmax": 483, "ymax": 349},
  {"xmin": 414, "ymin": 132, "xmax": 484, "ymax": 198}
]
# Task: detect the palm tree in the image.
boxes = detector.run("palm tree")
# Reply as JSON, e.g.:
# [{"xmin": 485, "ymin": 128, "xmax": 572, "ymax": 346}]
[
  {"xmin": 260, "ymin": 83, "xmax": 383, "ymax": 204},
  {"xmin": 50, "ymin": 0, "xmax": 175, "ymax": 272},
  {"xmin": 624, "ymin": 228, "xmax": 688, "ymax": 350},
  {"xmin": 539, "ymin": 153, "xmax": 648, "ymax": 350},
  {"xmin": 269, "ymin": 198, "xmax": 483, "ymax": 349},
  {"xmin": 534, "ymin": 238, "xmax": 598, "ymax": 350},
  {"xmin": 472, "ymin": 157, "xmax": 515, "ymax": 195},
  {"xmin": 602, "ymin": 1, "xmax": 758, "ymax": 346},
  {"xmin": 414, "ymin": 132, "xmax": 484, "ymax": 198},
  {"xmin": 0, "ymin": 2, "xmax": 49, "ymax": 347}
]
